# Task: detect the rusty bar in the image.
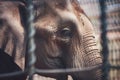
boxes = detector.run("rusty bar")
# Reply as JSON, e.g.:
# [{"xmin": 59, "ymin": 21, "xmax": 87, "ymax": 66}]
[
  {"xmin": 26, "ymin": 0, "xmax": 36, "ymax": 80},
  {"xmin": 99, "ymin": 0, "xmax": 110, "ymax": 80}
]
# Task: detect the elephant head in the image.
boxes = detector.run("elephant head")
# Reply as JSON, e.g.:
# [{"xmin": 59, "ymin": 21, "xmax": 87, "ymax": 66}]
[
  {"xmin": 0, "ymin": 0, "xmax": 102, "ymax": 80},
  {"xmin": 33, "ymin": 0, "xmax": 102, "ymax": 80}
]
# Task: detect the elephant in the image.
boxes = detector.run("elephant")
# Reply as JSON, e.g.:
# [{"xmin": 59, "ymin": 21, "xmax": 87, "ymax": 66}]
[
  {"xmin": 0, "ymin": 0, "xmax": 102, "ymax": 80},
  {"xmin": 0, "ymin": 1, "xmax": 26, "ymax": 80}
]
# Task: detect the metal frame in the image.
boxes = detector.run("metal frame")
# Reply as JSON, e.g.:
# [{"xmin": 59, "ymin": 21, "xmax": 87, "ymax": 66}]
[
  {"xmin": 0, "ymin": 0, "xmax": 120, "ymax": 80},
  {"xmin": 99, "ymin": 0, "xmax": 109, "ymax": 80}
]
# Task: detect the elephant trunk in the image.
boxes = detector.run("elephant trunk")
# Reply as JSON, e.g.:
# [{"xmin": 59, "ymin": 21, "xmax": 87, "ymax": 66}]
[
  {"xmin": 82, "ymin": 34, "xmax": 102, "ymax": 67},
  {"xmin": 64, "ymin": 32, "xmax": 102, "ymax": 80}
]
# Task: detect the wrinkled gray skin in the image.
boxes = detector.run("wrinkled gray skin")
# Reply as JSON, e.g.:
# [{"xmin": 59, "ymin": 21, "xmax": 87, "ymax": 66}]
[{"xmin": 0, "ymin": 0, "xmax": 102, "ymax": 80}]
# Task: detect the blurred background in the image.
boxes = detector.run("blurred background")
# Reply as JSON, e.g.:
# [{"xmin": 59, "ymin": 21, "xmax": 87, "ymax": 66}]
[{"xmin": 78, "ymin": 0, "xmax": 120, "ymax": 80}]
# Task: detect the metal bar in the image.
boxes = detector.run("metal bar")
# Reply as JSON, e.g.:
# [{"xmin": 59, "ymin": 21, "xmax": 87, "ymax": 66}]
[
  {"xmin": 99, "ymin": 0, "xmax": 110, "ymax": 80},
  {"xmin": 110, "ymin": 65, "xmax": 120, "ymax": 69},
  {"xmin": 26, "ymin": 0, "xmax": 36, "ymax": 80},
  {"xmin": 0, "ymin": 64, "xmax": 101, "ymax": 78},
  {"xmin": 0, "ymin": 71, "xmax": 27, "ymax": 78},
  {"xmin": 35, "ymin": 64, "xmax": 102, "ymax": 74}
]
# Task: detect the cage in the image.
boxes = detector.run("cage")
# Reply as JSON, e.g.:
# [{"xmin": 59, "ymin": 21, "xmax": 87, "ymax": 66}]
[
  {"xmin": 0, "ymin": 0, "xmax": 120, "ymax": 80},
  {"xmin": 79, "ymin": 0, "xmax": 120, "ymax": 80}
]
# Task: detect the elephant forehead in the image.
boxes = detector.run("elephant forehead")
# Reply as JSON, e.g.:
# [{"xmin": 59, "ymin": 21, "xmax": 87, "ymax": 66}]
[
  {"xmin": 34, "ymin": 15, "xmax": 59, "ymax": 32},
  {"xmin": 34, "ymin": 12, "xmax": 78, "ymax": 34},
  {"xmin": 34, "ymin": 0, "xmax": 81, "ymax": 32}
]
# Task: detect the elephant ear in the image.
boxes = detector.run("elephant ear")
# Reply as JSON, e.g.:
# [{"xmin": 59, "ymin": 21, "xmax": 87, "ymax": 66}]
[{"xmin": 0, "ymin": 1, "xmax": 26, "ymax": 69}]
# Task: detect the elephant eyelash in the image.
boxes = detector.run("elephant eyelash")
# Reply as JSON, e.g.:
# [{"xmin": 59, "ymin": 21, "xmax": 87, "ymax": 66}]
[
  {"xmin": 55, "ymin": 21, "xmax": 77, "ymax": 43},
  {"xmin": 53, "ymin": 28, "xmax": 72, "ymax": 44},
  {"xmin": 60, "ymin": 27, "xmax": 72, "ymax": 38},
  {"xmin": 59, "ymin": 23, "xmax": 75, "ymax": 35}
]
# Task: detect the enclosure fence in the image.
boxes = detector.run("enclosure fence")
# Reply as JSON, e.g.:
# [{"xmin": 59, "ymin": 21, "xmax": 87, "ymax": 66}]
[
  {"xmin": 79, "ymin": 0, "xmax": 120, "ymax": 80},
  {"xmin": 0, "ymin": 0, "xmax": 120, "ymax": 80}
]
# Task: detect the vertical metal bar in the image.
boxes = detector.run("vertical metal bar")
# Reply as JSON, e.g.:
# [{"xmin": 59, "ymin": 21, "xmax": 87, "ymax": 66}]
[
  {"xmin": 26, "ymin": 0, "xmax": 36, "ymax": 80},
  {"xmin": 99, "ymin": 0, "xmax": 110, "ymax": 80}
]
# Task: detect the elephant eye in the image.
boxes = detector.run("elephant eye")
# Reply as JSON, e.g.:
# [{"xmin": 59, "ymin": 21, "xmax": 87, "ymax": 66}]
[{"xmin": 60, "ymin": 27, "xmax": 72, "ymax": 38}]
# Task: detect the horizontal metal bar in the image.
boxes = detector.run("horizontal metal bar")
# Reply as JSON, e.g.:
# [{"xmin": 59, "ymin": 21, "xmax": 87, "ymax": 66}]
[
  {"xmin": 0, "ymin": 70, "xmax": 27, "ymax": 78},
  {"xmin": 35, "ymin": 64, "xmax": 102, "ymax": 74},
  {"xmin": 106, "ymin": 3, "xmax": 120, "ymax": 13},
  {"xmin": 0, "ymin": 64, "xmax": 102, "ymax": 78},
  {"xmin": 107, "ymin": 27, "xmax": 120, "ymax": 31},
  {"xmin": 110, "ymin": 65, "xmax": 120, "ymax": 69}
]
